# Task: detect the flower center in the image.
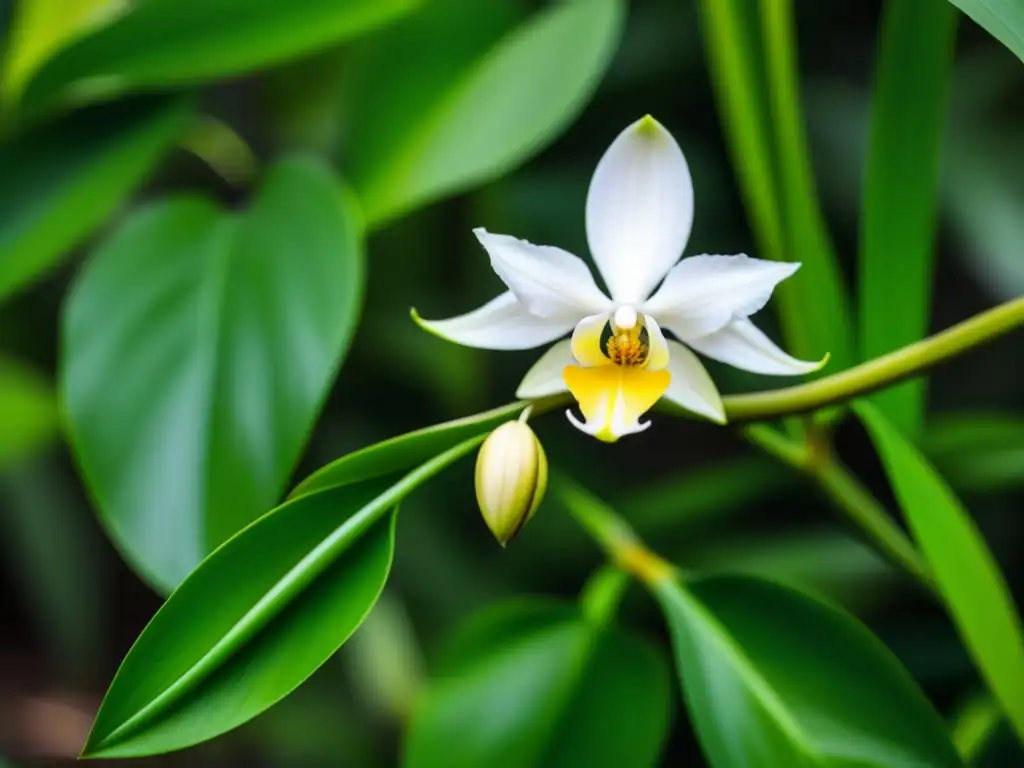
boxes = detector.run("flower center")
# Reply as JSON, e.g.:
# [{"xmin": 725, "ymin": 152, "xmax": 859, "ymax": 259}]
[{"xmin": 601, "ymin": 317, "xmax": 650, "ymax": 367}]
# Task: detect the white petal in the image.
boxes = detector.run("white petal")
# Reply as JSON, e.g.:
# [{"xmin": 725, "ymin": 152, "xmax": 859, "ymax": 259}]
[
  {"xmin": 586, "ymin": 116, "xmax": 694, "ymax": 304},
  {"xmin": 643, "ymin": 314, "xmax": 669, "ymax": 371},
  {"xmin": 412, "ymin": 292, "xmax": 571, "ymax": 350},
  {"xmin": 686, "ymin": 319, "xmax": 827, "ymax": 376},
  {"xmin": 662, "ymin": 341, "xmax": 726, "ymax": 424},
  {"xmin": 474, "ymin": 228, "xmax": 610, "ymax": 318},
  {"xmin": 516, "ymin": 340, "xmax": 573, "ymax": 398},
  {"xmin": 644, "ymin": 254, "xmax": 800, "ymax": 338}
]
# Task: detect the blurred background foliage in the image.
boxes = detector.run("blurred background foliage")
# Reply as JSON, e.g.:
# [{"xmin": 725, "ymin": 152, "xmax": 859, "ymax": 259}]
[{"xmin": 0, "ymin": 0, "xmax": 1021, "ymax": 765}]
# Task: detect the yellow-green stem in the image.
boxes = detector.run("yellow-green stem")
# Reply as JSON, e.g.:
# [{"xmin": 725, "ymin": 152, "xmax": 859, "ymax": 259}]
[{"xmin": 723, "ymin": 295, "xmax": 1024, "ymax": 422}]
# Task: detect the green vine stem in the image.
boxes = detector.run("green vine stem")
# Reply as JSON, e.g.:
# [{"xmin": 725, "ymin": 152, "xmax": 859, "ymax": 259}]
[
  {"xmin": 743, "ymin": 423, "xmax": 936, "ymax": 593},
  {"xmin": 722, "ymin": 295, "xmax": 1024, "ymax": 422}
]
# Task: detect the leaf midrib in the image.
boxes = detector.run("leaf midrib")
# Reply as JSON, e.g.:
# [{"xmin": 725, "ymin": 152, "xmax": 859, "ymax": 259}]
[{"xmin": 662, "ymin": 582, "xmax": 827, "ymax": 765}]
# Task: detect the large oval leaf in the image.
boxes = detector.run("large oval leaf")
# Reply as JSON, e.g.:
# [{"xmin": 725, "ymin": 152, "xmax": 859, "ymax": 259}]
[
  {"xmin": 651, "ymin": 574, "xmax": 962, "ymax": 767},
  {"xmin": 344, "ymin": 0, "xmax": 624, "ymax": 226},
  {"xmin": 19, "ymin": 0, "xmax": 418, "ymax": 110},
  {"xmin": 404, "ymin": 599, "xmax": 671, "ymax": 768},
  {"xmin": 859, "ymin": 0, "xmax": 957, "ymax": 435},
  {"xmin": 63, "ymin": 155, "xmax": 364, "ymax": 592},
  {"xmin": 291, "ymin": 400, "xmax": 528, "ymax": 498},
  {"xmin": 0, "ymin": 95, "xmax": 190, "ymax": 303},
  {"xmin": 82, "ymin": 434, "xmax": 482, "ymax": 757},
  {"xmin": 82, "ymin": 480, "xmax": 397, "ymax": 758},
  {"xmin": 856, "ymin": 401, "xmax": 1024, "ymax": 746}
]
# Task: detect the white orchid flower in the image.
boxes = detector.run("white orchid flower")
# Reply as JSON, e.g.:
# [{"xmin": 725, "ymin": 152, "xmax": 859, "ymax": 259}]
[{"xmin": 414, "ymin": 115, "xmax": 826, "ymax": 442}]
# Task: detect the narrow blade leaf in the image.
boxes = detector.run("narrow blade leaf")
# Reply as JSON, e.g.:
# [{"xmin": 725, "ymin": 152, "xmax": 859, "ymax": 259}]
[
  {"xmin": 856, "ymin": 401, "xmax": 1024, "ymax": 746},
  {"xmin": 860, "ymin": 0, "xmax": 958, "ymax": 435},
  {"xmin": 943, "ymin": 0, "xmax": 1024, "ymax": 64}
]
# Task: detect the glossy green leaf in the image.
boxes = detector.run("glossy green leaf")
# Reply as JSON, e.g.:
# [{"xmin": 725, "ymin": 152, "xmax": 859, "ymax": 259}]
[
  {"xmin": 63, "ymin": 155, "xmax": 364, "ymax": 592},
  {"xmin": 0, "ymin": 356, "xmax": 58, "ymax": 467},
  {"xmin": 860, "ymin": 0, "xmax": 957, "ymax": 436},
  {"xmin": 82, "ymin": 481, "xmax": 397, "ymax": 758},
  {"xmin": 404, "ymin": 599, "xmax": 671, "ymax": 768},
  {"xmin": 0, "ymin": 96, "xmax": 190, "ymax": 303},
  {"xmin": 0, "ymin": 0, "xmax": 123, "ymax": 100},
  {"xmin": 697, "ymin": 0, "xmax": 852, "ymax": 371},
  {"xmin": 19, "ymin": 0, "xmax": 419, "ymax": 110},
  {"xmin": 856, "ymin": 401, "xmax": 1024, "ymax": 745},
  {"xmin": 345, "ymin": 0, "xmax": 624, "ymax": 226},
  {"xmin": 943, "ymin": 0, "xmax": 1024, "ymax": 64},
  {"xmin": 758, "ymin": 0, "xmax": 854, "ymax": 372},
  {"xmin": 924, "ymin": 412, "xmax": 1024, "ymax": 493},
  {"xmin": 291, "ymin": 399, "xmax": 533, "ymax": 498},
  {"xmin": 651, "ymin": 574, "xmax": 963, "ymax": 768},
  {"xmin": 82, "ymin": 435, "xmax": 482, "ymax": 757}
]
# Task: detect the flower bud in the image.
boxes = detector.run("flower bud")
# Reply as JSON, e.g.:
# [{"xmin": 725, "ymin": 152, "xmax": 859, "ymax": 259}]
[{"xmin": 474, "ymin": 421, "xmax": 548, "ymax": 546}]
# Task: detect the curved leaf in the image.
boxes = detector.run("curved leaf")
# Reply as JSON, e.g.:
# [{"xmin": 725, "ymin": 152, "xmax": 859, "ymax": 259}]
[
  {"xmin": 345, "ymin": 0, "xmax": 624, "ymax": 226},
  {"xmin": 291, "ymin": 400, "xmax": 529, "ymax": 498},
  {"xmin": 924, "ymin": 411, "xmax": 1024, "ymax": 493},
  {"xmin": 82, "ymin": 435, "xmax": 483, "ymax": 757},
  {"xmin": 83, "ymin": 481, "xmax": 397, "ymax": 758},
  {"xmin": 859, "ymin": 0, "xmax": 957, "ymax": 435},
  {"xmin": 63, "ymin": 155, "xmax": 364, "ymax": 592},
  {"xmin": 19, "ymin": 0, "xmax": 418, "ymax": 110},
  {"xmin": 404, "ymin": 599, "xmax": 671, "ymax": 768},
  {"xmin": 943, "ymin": 0, "xmax": 1024, "ymax": 64},
  {"xmin": 0, "ymin": 95, "xmax": 190, "ymax": 303},
  {"xmin": 856, "ymin": 401, "xmax": 1024, "ymax": 746},
  {"xmin": 652, "ymin": 574, "xmax": 962, "ymax": 767}
]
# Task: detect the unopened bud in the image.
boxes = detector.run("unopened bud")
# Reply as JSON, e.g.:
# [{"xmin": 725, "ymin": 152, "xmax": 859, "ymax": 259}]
[{"xmin": 474, "ymin": 421, "xmax": 548, "ymax": 546}]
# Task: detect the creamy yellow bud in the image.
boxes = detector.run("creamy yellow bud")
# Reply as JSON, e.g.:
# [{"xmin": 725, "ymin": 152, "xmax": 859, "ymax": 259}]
[{"xmin": 474, "ymin": 421, "xmax": 548, "ymax": 546}]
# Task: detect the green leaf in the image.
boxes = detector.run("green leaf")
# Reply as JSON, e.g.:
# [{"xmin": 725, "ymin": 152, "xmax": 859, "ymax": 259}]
[
  {"xmin": 758, "ymin": 0, "xmax": 854, "ymax": 372},
  {"xmin": 697, "ymin": 0, "xmax": 852, "ymax": 371},
  {"xmin": 651, "ymin": 574, "xmax": 963, "ymax": 768},
  {"xmin": 82, "ymin": 482, "xmax": 397, "ymax": 758},
  {"xmin": 290, "ymin": 400, "xmax": 531, "ymax": 498},
  {"xmin": 859, "ymin": 0, "xmax": 957, "ymax": 436},
  {"xmin": 0, "ymin": 0, "xmax": 123, "ymax": 100},
  {"xmin": 856, "ymin": 401, "xmax": 1024, "ymax": 746},
  {"xmin": 403, "ymin": 599, "xmax": 671, "ymax": 768},
  {"xmin": 345, "ymin": 0, "xmax": 624, "ymax": 226},
  {"xmin": 82, "ymin": 435, "xmax": 481, "ymax": 757},
  {"xmin": 19, "ymin": 0, "xmax": 419, "ymax": 110},
  {"xmin": 924, "ymin": 412, "xmax": 1024, "ymax": 493},
  {"xmin": 0, "ymin": 96, "xmax": 190, "ymax": 303},
  {"xmin": 63, "ymin": 155, "xmax": 364, "ymax": 592},
  {"xmin": 943, "ymin": 0, "xmax": 1024, "ymax": 64},
  {"xmin": 0, "ymin": 356, "xmax": 58, "ymax": 467}
]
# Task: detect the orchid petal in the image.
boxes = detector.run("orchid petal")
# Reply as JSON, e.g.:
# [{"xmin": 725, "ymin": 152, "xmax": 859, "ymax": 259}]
[
  {"xmin": 585, "ymin": 116, "xmax": 694, "ymax": 304},
  {"xmin": 412, "ymin": 292, "xmax": 571, "ymax": 350},
  {"xmin": 687, "ymin": 319, "xmax": 828, "ymax": 376},
  {"xmin": 516, "ymin": 340, "xmax": 573, "ymax": 399},
  {"xmin": 644, "ymin": 254, "xmax": 800, "ymax": 339},
  {"xmin": 662, "ymin": 341, "xmax": 725, "ymax": 423},
  {"xmin": 474, "ymin": 228, "xmax": 610, "ymax": 319},
  {"xmin": 563, "ymin": 364, "xmax": 671, "ymax": 443},
  {"xmin": 570, "ymin": 312, "xmax": 612, "ymax": 367},
  {"xmin": 643, "ymin": 314, "xmax": 669, "ymax": 371}
]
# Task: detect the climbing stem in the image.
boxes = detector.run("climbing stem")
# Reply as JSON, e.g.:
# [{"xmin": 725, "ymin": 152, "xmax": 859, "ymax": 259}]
[{"xmin": 722, "ymin": 295, "xmax": 1024, "ymax": 422}]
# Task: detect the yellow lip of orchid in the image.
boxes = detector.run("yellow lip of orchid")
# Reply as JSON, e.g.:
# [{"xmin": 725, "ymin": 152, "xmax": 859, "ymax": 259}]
[{"xmin": 412, "ymin": 115, "xmax": 827, "ymax": 442}]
